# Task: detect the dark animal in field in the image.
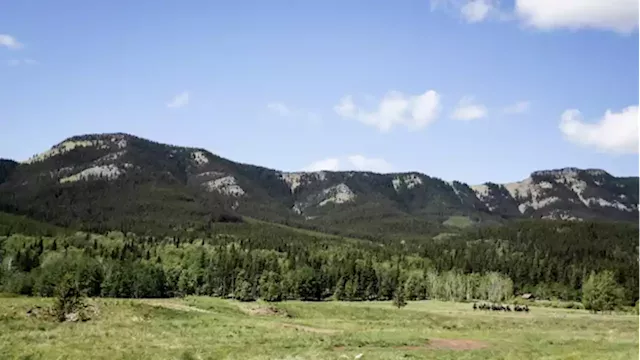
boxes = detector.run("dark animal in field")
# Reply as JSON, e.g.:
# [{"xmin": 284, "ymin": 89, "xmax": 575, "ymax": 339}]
[
  {"xmin": 512, "ymin": 304, "xmax": 531, "ymax": 313},
  {"xmin": 474, "ymin": 303, "xmax": 512, "ymax": 312}
]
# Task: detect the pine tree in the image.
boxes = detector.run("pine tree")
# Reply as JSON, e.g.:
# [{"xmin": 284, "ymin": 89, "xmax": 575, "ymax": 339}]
[
  {"xmin": 259, "ymin": 271, "xmax": 282, "ymax": 302},
  {"xmin": 334, "ymin": 277, "xmax": 346, "ymax": 300},
  {"xmin": 392, "ymin": 283, "xmax": 407, "ymax": 309}
]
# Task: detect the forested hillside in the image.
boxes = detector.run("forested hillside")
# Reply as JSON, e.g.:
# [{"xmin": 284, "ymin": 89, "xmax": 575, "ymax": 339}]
[
  {"xmin": 0, "ymin": 159, "xmax": 18, "ymax": 185},
  {"xmin": 0, "ymin": 133, "xmax": 637, "ymax": 239},
  {"xmin": 1, "ymin": 213, "xmax": 636, "ymax": 306}
]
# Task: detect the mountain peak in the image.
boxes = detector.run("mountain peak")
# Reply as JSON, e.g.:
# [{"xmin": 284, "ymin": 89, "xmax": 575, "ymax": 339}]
[{"xmin": 23, "ymin": 133, "xmax": 130, "ymax": 164}]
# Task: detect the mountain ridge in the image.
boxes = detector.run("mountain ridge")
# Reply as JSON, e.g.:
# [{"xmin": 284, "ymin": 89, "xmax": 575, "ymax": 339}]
[
  {"xmin": 0, "ymin": 132, "xmax": 637, "ymax": 236},
  {"xmin": 13, "ymin": 132, "xmax": 634, "ymax": 183}
]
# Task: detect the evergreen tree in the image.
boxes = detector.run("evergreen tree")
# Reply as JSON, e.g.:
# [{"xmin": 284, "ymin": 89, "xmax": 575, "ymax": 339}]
[
  {"xmin": 334, "ymin": 277, "xmax": 346, "ymax": 301},
  {"xmin": 392, "ymin": 283, "xmax": 407, "ymax": 309},
  {"xmin": 344, "ymin": 278, "xmax": 358, "ymax": 301},
  {"xmin": 259, "ymin": 271, "xmax": 282, "ymax": 302}
]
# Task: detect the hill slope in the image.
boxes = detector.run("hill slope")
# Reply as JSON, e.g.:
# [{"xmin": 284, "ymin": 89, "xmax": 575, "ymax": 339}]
[{"xmin": 0, "ymin": 133, "xmax": 637, "ymax": 235}]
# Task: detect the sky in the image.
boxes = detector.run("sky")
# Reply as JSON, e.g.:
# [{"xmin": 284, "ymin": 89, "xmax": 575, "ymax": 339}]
[{"xmin": 1, "ymin": 0, "xmax": 638, "ymax": 184}]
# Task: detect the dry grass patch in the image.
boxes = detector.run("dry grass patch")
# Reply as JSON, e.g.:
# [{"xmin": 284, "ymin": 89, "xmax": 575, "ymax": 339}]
[
  {"xmin": 142, "ymin": 299, "xmax": 214, "ymax": 314},
  {"xmin": 398, "ymin": 338, "xmax": 489, "ymax": 351},
  {"xmin": 280, "ymin": 323, "xmax": 340, "ymax": 334},
  {"xmin": 236, "ymin": 301, "xmax": 293, "ymax": 318}
]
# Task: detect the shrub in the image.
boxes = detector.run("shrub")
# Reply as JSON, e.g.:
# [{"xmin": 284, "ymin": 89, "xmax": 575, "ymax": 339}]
[
  {"xmin": 582, "ymin": 271, "xmax": 624, "ymax": 313},
  {"xmin": 234, "ymin": 280, "xmax": 255, "ymax": 302},
  {"xmin": 52, "ymin": 275, "xmax": 87, "ymax": 322}
]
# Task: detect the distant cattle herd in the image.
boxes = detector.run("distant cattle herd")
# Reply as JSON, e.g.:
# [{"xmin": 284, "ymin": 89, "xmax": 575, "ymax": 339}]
[{"xmin": 473, "ymin": 303, "xmax": 530, "ymax": 312}]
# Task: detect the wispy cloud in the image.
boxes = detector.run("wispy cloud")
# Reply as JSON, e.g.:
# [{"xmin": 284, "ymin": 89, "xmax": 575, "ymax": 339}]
[
  {"xmin": 460, "ymin": 0, "xmax": 494, "ymax": 23},
  {"xmin": 267, "ymin": 101, "xmax": 321, "ymax": 124},
  {"xmin": 450, "ymin": 96, "xmax": 488, "ymax": 121},
  {"xmin": 267, "ymin": 102, "xmax": 292, "ymax": 116},
  {"xmin": 303, "ymin": 158, "xmax": 341, "ymax": 172},
  {"xmin": 303, "ymin": 155, "xmax": 394, "ymax": 173},
  {"xmin": 7, "ymin": 58, "xmax": 38, "ymax": 66},
  {"xmin": 502, "ymin": 101, "xmax": 531, "ymax": 114},
  {"xmin": 431, "ymin": 0, "xmax": 509, "ymax": 23},
  {"xmin": 167, "ymin": 91, "xmax": 190, "ymax": 109},
  {"xmin": 334, "ymin": 90, "xmax": 441, "ymax": 132},
  {"xmin": 0, "ymin": 34, "xmax": 23, "ymax": 50}
]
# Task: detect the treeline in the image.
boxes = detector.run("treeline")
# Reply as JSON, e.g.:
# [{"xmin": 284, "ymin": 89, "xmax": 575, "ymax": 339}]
[
  {"xmin": 422, "ymin": 220, "xmax": 639, "ymax": 303},
  {"xmin": 0, "ymin": 219, "xmax": 637, "ymax": 305},
  {"xmin": 0, "ymin": 232, "xmax": 513, "ymax": 303}
]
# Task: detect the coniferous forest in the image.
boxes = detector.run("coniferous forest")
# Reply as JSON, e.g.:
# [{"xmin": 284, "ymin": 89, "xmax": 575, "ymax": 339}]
[{"xmin": 1, "ymin": 212, "xmax": 637, "ymax": 307}]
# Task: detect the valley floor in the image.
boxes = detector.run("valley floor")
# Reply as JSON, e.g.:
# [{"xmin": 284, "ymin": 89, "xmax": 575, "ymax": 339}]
[{"xmin": 0, "ymin": 297, "xmax": 637, "ymax": 360}]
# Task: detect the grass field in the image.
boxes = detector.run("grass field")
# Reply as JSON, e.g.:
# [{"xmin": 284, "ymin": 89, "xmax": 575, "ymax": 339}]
[
  {"xmin": 0, "ymin": 297, "xmax": 637, "ymax": 360},
  {"xmin": 442, "ymin": 216, "xmax": 474, "ymax": 228}
]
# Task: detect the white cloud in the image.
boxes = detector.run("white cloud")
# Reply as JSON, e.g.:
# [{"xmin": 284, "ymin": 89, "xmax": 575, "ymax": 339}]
[
  {"xmin": 346, "ymin": 155, "xmax": 394, "ymax": 173},
  {"xmin": 461, "ymin": 0, "xmax": 494, "ymax": 23},
  {"xmin": 303, "ymin": 158, "xmax": 342, "ymax": 172},
  {"xmin": 267, "ymin": 101, "xmax": 321, "ymax": 124},
  {"xmin": 450, "ymin": 96, "xmax": 488, "ymax": 121},
  {"xmin": 515, "ymin": 0, "xmax": 639, "ymax": 34},
  {"xmin": 431, "ymin": 0, "xmax": 507, "ymax": 23},
  {"xmin": 167, "ymin": 91, "xmax": 189, "ymax": 109},
  {"xmin": 431, "ymin": 0, "xmax": 638, "ymax": 34},
  {"xmin": 7, "ymin": 58, "xmax": 38, "ymax": 66},
  {"xmin": 559, "ymin": 105, "xmax": 638, "ymax": 154},
  {"xmin": 303, "ymin": 155, "xmax": 393, "ymax": 173},
  {"xmin": 0, "ymin": 34, "xmax": 23, "ymax": 50},
  {"xmin": 503, "ymin": 101, "xmax": 530, "ymax": 114},
  {"xmin": 334, "ymin": 90, "xmax": 441, "ymax": 132}
]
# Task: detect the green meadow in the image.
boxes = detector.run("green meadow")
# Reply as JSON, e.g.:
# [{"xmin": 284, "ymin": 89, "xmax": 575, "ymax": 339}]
[{"xmin": 1, "ymin": 297, "xmax": 637, "ymax": 360}]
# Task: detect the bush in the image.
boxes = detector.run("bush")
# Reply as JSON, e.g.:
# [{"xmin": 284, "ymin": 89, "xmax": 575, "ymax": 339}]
[
  {"xmin": 53, "ymin": 275, "xmax": 87, "ymax": 322},
  {"xmin": 562, "ymin": 302, "xmax": 584, "ymax": 310},
  {"xmin": 234, "ymin": 280, "xmax": 255, "ymax": 302},
  {"xmin": 582, "ymin": 271, "xmax": 624, "ymax": 313}
]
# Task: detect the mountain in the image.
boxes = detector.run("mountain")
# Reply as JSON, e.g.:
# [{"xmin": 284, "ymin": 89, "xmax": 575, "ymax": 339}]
[
  {"xmin": 469, "ymin": 168, "xmax": 638, "ymax": 222},
  {"xmin": 0, "ymin": 133, "xmax": 637, "ymax": 236}
]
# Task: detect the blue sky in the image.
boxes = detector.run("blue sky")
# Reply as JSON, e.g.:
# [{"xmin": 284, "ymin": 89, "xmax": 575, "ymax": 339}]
[{"xmin": 1, "ymin": 0, "xmax": 638, "ymax": 184}]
